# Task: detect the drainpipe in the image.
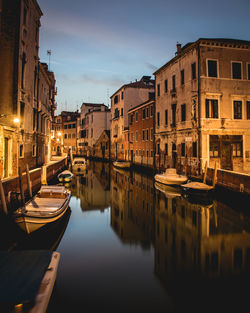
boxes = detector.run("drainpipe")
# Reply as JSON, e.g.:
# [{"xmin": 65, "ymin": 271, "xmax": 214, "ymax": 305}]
[
  {"xmin": 197, "ymin": 42, "xmax": 201, "ymax": 176},
  {"xmin": 36, "ymin": 63, "xmax": 40, "ymax": 168}
]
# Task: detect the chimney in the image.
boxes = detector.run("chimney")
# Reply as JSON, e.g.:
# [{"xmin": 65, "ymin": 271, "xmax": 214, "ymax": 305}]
[{"xmin": 176, "ymin": 43, "xmax": 182, "ymax": 55}]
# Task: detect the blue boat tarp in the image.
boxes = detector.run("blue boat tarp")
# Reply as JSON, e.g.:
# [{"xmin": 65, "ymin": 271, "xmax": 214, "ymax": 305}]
[{"xmin": 0, "ymin": 250, "xmax": 53, "ymax": 304}]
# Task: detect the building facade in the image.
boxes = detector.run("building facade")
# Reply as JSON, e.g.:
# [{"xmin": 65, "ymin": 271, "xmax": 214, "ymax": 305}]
[
  {"xmin": 0, "ymin": 0, "xmax": 56, "ymax": 179},
  {"xmin": 127, "ymin": 94, "xmax": 155, "ymax": 168},
  {"xmin": 61, "ymin": 111, "xmax": 80, "ymax": 155},
  {"xmin": 77, "ymin": 103, "xmax": 110, "ymax": 157},
  {"xmin": 154, "ymin": 38, "xmax": 250, "ymax": 175},
  {"xmin": 110, "ymin": 76, "xmax": 155, "ymax": 161}
]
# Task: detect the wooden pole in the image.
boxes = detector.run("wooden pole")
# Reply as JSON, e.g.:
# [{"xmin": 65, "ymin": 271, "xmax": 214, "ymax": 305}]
[
  {"xmin": 18, "ymin": 166, "xmax": 25, "ymax": 205},
  {"xmin": 212, "ymin": 162, "xmax": 218, "ymax": 187},
  {"xmin": 26, "ymin": 164, "xmax": 32, "ymax": 198},
  {"xmin": 203, "ymin": 161, "xmax": 208, "ymax": 184},
  {"xmin": 0, "ymin": 179, "xmax": 8, "ymax": 215}
]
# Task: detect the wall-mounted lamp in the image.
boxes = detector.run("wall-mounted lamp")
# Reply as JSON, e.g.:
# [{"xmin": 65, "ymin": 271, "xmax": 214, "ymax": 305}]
[{"xmin": 0, "ymin": 114, "xmax": 20, "ymax": 124}]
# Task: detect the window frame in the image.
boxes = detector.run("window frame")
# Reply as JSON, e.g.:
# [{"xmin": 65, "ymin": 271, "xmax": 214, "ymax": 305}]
[
  {"xmin": 231, "ymin": 61, "xmax": 242, "ymax": 80},
  {"xmin": 207, "ymin": 59, "xmax": 218, "ymax": 78},
  {"xmin": 233, "ymin": 100, "xmax": 243, "ymax": 119},
  {"xmin": 205, "ymin": 99, "xmax": 219, "ymax": 119}
]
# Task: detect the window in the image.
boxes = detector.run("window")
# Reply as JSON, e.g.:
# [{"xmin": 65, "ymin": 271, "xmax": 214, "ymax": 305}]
[
  {"xmin": 142, "ymin": 109, "xmax": 146, "ymax": 119},
  {"xmin": 165, "ymin": 109, "xmax": 168, "ymax": 125},
  {"xmin": 164, "ymin": 79, "xmax": 168, "ymax": 92},
  {"xmin": 206, "ymin": 99, "xmax": 218, "ymax": 118},
  {"xmin": 130, "ymin": 133, "xmax": 133, "ymax": 142},
  {"xmin": 191, "ymin": 62, "xmax": 196, "ymax": 79},
  {"xmin": 207, "ymin": 60, "xmax": 218, "ymax": 77},
  {"xmin": 192, "ymin": 142, "xmax": 197, "ymax": 157},
  {"xmin": 210, "ymin": 136, "xmax": 219, "ymax": 157},
  {"xmin": 232, "ymin": 142, "xmax": 242, "ymax": 157},
  {"xmin": 232, "ymin": 62, "xmax": 242, "ymax": 79},
  {"xmin": 142, "ymin": 130, "xmax": 145, "ymax": 140},
  {"xmin": 181, "ymin": 143, "xmax": 185, "ymax": 157},
  {"xmin": 157, "ymin": 84, "xmax": 160, "ymax": 97},
  {"xmin": 146, "ymin": 129, "xmax": 149, "ymax": 141},
  {"xmin": 19, "ymin": 144, "xmax": 24, "ymax": 158},
  {"xmin": 21, "ymin": 53, "xmax": 26, "ymax": 89},
  {"xmin": 114, "ymin": 95, "xmax": 119, "ymax": 104},
  {"xmin": 121, "ymin": 108, "xmax": 123, "ymax": 116},
  {"xmin": 234, "ymin": 100, "xmax": 242, "ymax": 119},
  {"xmin": 157, "ymin": 143, "xmax": 160, "ymax": 154},
  {"xmin": 150, "ymin": 128, "xmax": 153, "ymax": 141},
  {"xmin": 135, "ymin": 112, "xmax": 138, "ymax": 121},
  {"xmin": 114, "ymin": 108, "xmax": 119, "ymax": 118},
  {"xmin": 247, "ymin": 101, "xmax": 250, "ymax": 119},
  {"xmin": 164, "ymin": 143, "xmax": 168, "ymax": 155},
  {"xmin": 136, "ymin": 131, "xmax": 138, "ymax": 141},
  {"xmin": 172, "ymin": 75, "xmax": 176, "ymax": 91},
  {"xmin": 32, "ymin": 145, "xmax": 36, "ymax": 157},
  {"xmin": 130, "ymin": 114, "xmax": 133, "ymax": 125},
  {"xmin": 171, "ymin": 104, "xmax": 176, "ymax": 127},
  {"xmin": 248, "ymin": 64, "xmax": 250, "ymax": 80},
  {"xmin": 64, "ymin": 134, "xmax": 67, "ymax": 139},
  {"xmin": 68, "ymin": 134, "xmax": 71, "ymax": 139},
  {"xmin": 121, "ymin": 91, "xmax": 124, "ymax": 100},
  {"xmin": 157, "ymin": 112, "xmax": 160, "ymax": 126},
  {"xmin": 181, "ymin": 69, "xmax": 184, "ymax": 85},
  {"xmin": 181, "ymin": 104, "xmax": 186, "ymax": 121},
  {"xmin": 150, "ymin": 105, "xmax": 154, "ymax": 116},
  {"xmin": 146, "ymin": 107, "xmax": 149, "ymax": 118}
]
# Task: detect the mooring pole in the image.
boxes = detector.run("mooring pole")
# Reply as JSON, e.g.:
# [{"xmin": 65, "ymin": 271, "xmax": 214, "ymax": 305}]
[
  {"xmin": 18, "ymin": 166, "xmax": 25, "ymax": 205},
  {"xmin": 26, "ymin": 164, "xmax": 32, "ymax": 198},
  {"xmin": 0, "ymin": 179, "xmax": 8, "ymax": 215}
]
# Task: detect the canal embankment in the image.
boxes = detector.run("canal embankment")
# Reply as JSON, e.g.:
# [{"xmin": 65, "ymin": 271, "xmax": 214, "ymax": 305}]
[{"xmin": 0, "ymin": 157, "xmax": 67, "ymax": 214}]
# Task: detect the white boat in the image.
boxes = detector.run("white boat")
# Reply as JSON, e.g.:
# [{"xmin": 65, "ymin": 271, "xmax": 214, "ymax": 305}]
[
  {"xmin": 181, "ymin": 181, "xmax": 215, "ymax": 198},
  {"xmin": 13, "ymin": 185, "xmax": 71, "ymax": 234},
  {"xmin": 113, "ymin": 160, "xmax": 131, "ymax": 169},
  {"xmin": 72, "ymin": 157, "xmax": 87, "ymax": 174},
  {"xmin": 154, "ymin": 168, "xmax": 188, "ymax": 186},
  {"xmin": 57, "ymin": 170, "xmax": 74, "ymax": 182}
]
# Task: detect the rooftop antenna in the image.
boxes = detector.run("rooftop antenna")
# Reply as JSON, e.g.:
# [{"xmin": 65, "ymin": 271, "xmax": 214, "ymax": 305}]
[
  {"xmin": 47, "ymin": 49, "xmax": 51, "ymax": 70},
  {"xmin": 107, "ymin": 88, "xmax": 110, "ymax": 108}
]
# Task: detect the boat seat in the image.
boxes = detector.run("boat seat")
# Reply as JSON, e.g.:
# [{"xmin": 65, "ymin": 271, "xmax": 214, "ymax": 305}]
[{"xmin": 39, "ymin": 186, "xmax": 67, "ymax": 198}]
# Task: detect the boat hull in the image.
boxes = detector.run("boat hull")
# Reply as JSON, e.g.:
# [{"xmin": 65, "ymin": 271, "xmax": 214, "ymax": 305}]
[
  {"xmin": 113, "ymin": 161, "xmax": 131, "ymax": 169},
  {"xmin": 14, "ymin": 187, "xmax": 71, "ymax": 234},
  {"xmin": 154, "ymin": 173, "xmax": 188, "ymax": 186}
]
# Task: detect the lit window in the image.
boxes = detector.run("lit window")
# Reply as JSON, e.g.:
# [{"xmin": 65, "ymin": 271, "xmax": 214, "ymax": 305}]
[{"xmin": 206, "ymin": 99, "xmax": 218, "ymax": 118}]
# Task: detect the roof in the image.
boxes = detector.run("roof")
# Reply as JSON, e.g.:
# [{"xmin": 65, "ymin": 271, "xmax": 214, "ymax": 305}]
[
  {"xmin": 81, "ymin": 102, "xmax": 105, "ymax": 107},
  {"xmin": 154, "ymin": 37, "xmax": 250, "ymax": 75},
  {"xmin": 110, "ymin": 76, "xmax": 155, "ymax": 98}
]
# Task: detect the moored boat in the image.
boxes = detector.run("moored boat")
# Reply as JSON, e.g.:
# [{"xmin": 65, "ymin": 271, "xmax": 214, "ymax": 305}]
[
  {"xmin": 13, "ymin": 185, "xmax": 71, "ymax": 234},
  {"xmin": 57, "ymin": 170, "xmax": 74, "ymax": 182},
  {"xmin": 113, "ymin": 160, "xmax": 131, "ymax": 169},
  {"xmin": 72, "ymin": 157, "xmax": 87, "ymax": 174},
  {"xmin": 154, "ymin": 168, "xmax": 188, "ymax": 186}
]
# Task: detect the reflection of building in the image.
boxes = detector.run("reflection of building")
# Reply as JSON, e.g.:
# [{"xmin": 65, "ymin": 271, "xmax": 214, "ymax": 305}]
[
  {"xmin": 110, "ymin": 167, "xmax": 155, "ymax": 248},
  {"xmin": 74, "ymin": 165, "xmax": 110, "ymax": 212},
  {"xmin": 128, "ymin": 94, "xmax": 155, "ymax": 168},
  {"xmin": 110, "ymin": 76, "xmax": 155, "ymax": 161},
  {"xmin": 154, "ymin": 39, "xmax": 250, "ymax": 175},
  {"xmin": 77, "ymin": 103, "xmax": 110, "ymax": 157},
  {"xmin": 154, "ymin": 189, "xmax": 250, "ymax": 284}
]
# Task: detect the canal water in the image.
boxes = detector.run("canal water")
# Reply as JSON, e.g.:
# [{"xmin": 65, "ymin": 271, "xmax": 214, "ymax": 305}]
[{"xmin": 1, "ymin": 160, "xmax": 250, "ymax": 313}]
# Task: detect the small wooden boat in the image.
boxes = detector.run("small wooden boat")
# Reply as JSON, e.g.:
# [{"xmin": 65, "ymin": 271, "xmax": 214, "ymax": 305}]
[
  {"xmin": 113, "ymin": 160, "xmax": 131, "ymax": 169},
  {"xmin": 72, "ymin": 157, "xmax": 87, "ymax": 174},
  {"xmin": 57, "ymin": 170, "xmax": 74, "ymax": 182},
  {"xmin": 181, "ymin": 162, "xmax": 217, "ymax": 200},
  {"xmin": 0, "ymin": 250, "xmax": 60, "ymax": 313},
  {"xmin": 154, "ymin": 181, "xmax": 182, "ymax": 198},
  {"xmin": 154, "ymin": 168, "xmax": 188, "ymax": 186},
  {"xmin": 13, "ymin": 185, "xmax": 71, "ymax": 234}
]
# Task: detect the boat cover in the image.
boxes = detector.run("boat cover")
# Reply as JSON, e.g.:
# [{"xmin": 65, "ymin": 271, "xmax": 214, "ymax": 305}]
[{"xmin": 0, "ymin": 250, "xmax": 52, "ymax": 304}]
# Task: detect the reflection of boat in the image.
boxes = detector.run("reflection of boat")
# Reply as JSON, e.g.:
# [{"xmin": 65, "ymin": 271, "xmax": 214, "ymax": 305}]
[
  {"xmin": 154, "ymin": 168, "xmax": 188, "ymax": 186},
  {"xmin": 154, "ymin": 181, "xmax": 182, "ymax": 198},
  {"xmin": 13, "ymin": 185, "xmax": 71, "ymax": 234},
  {"xmin": 113, "ymin": 160, "xmax": 131, "ymax": 169},
  {"xmin": 57, "ymin": 170, "xmax": 74, "ymax": 182},
  {"xmin": 72, "ymin": 157, "xmax": 87, "ymax": 174},
  {"xmin": 0, "ymin": 250, "xmax": 60, "ymax": 313}
]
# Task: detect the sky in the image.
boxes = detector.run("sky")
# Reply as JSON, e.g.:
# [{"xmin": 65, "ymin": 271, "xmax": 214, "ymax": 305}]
[{"xmin": 37, "ymin": 0, "xmax": 250, "ymax": 114}]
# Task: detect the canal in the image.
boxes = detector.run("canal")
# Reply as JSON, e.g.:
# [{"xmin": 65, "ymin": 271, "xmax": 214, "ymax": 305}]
[{"xmin": 1, "ymin": 160, "xmax": 250, "ymax": 312}]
